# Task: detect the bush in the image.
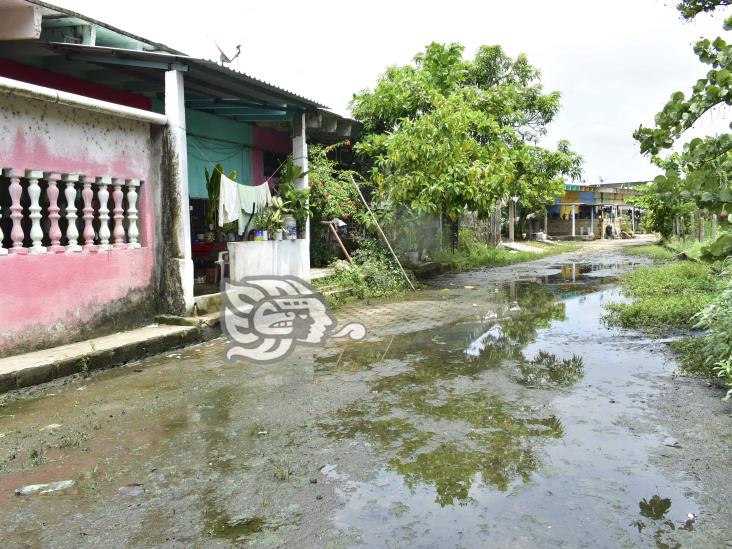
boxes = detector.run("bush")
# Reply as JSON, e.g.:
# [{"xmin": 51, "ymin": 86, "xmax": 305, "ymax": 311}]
[
  {"xmin": 694, "ymin": 264, "xmax": 732, "ymax": 397},
  {"xmin": 317, "ymin": 236, "xmax": 413, "ymax": 304},
  {"xmin": 604, "ymin": 295, "xmax": 712, "ymax": 330},
  {"xmin": 603, "ymin": 261, "xmax": 718, "ymax": 331},
  {"xmin": 669, "ymin": 336, "xmax": 713, "ymax": 376}
]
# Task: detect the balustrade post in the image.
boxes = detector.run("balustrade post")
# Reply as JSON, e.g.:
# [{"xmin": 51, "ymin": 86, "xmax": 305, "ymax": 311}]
[
  {"xmin": 3, "ymin": 169, "xmax": 27, "ymax": 254},
  {"xmin": 26, "ymin": 170, "xmax": 46, "ymax": 254},
  {"xmin": 111, "ymin": 178, "xmax": 127, "ymax": 250},
  {"xmin": 0, "ymin": 205, "xmax": 5, "ymax": 255},
  {"xmin": 96, "ymin": 176, "xmax": 112, "ymax": 251},
  {"xmin": 44, "ymin": 172, "xmax": 64, "ymax": 253},
  {"xmin": 63, "ymin": 174, "xmax": 82, "ymax": 252},
  {"xmin": 81, "ymin": 175, "xmax": 97, "ymax": 252},
  {"xmin": 126, "ymin": 179, "xmax": 141, "ymax": 249}
]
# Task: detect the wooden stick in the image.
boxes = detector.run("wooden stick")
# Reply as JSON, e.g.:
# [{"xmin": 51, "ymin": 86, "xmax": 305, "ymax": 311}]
[
  {"xmin": 349, "ymin": 174, "xmax": 416, "ymax": 292},
  {"xmin": 321, "ymin": 220, "xmax": 353, "ymax": 263}
]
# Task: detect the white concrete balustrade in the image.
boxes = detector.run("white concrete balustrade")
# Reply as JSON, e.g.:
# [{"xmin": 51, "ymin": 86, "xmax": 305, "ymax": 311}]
[{"xmin": 0, "ymin": 169, "xmax": 144, "ymax": 255}]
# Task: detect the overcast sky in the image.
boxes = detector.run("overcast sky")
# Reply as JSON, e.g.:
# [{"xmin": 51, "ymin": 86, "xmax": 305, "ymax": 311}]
[{"xmin": 60, "ymin": 0, "xmax": 730, "ymax": 184}]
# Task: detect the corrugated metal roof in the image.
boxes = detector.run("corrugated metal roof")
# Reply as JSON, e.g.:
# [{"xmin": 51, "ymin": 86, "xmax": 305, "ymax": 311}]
[
  {"xmin": 44, "ymin": 42, "xmax": 327, "ymax": 110},
  {"xmin": 23, "ymin": 0, "xmax": 327, "ymax": 109}
]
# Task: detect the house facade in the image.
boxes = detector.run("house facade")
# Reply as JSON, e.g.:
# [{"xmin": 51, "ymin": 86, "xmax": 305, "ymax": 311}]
[
  {"xmin": 0, "ymin": 0, "xmax": 355, "ymax": 357},
  {"xmin": 543, "ymin": 182, "xmax": 644, "ymax": 239}
]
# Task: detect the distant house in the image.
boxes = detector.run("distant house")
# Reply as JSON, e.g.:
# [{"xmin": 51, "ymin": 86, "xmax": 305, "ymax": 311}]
[
  {"xmin": 0, "ymin": 0, "xmax": 355, "ymax": 357},
  {"xmin": 542, "ymin": 181, "xmax": 646, "ymax": 239}
]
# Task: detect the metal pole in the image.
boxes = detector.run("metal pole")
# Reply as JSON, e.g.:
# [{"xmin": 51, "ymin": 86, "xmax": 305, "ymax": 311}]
[{"xmin": 350, "ymin": 174, "xmax": 415, "ymax": 292}]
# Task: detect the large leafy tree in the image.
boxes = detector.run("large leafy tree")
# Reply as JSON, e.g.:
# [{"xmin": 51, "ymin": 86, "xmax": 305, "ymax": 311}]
[
  {"xmin": 634, "ymin": 0, "xmax": 732, "ymax": 252},
  {"xmin": 351, "ymin": 43, "xmax": 582, "ymax": 234}
]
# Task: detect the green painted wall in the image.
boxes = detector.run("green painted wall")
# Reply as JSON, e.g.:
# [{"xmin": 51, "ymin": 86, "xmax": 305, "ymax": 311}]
[
  {"xmin": 185, "ymin": 109, "xmax": 253, "ymax": 198},
  {"xmin": 151, "ymin": 100, "xmax": 253, "ymax": 199}
]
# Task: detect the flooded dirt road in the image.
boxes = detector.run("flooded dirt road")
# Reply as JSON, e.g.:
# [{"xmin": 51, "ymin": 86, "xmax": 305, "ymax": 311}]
[{"xmin": 1, "ymin": 240, "xmax": 730, "ymax": 548}]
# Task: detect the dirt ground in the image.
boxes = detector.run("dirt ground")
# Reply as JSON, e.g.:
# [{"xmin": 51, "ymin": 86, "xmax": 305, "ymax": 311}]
[{"xmin": 0, "ymin": 236, "xmax": 730, "ymax": 548}]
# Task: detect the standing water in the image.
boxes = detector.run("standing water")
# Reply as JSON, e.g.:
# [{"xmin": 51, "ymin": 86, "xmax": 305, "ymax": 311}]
[{"xmin": 0, "ymin": 252, "xmax": 728, "ymax": 548}]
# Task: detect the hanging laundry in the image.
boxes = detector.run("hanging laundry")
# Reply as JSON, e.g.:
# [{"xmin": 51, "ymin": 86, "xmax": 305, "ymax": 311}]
[
  {"xmin": 237, "ymin": 182, "xmax": 272, "ymax": 214},
  {"xmin": 218, "ymin": 173, "xmax": 240, "ymax": 227},
  {"xmin": 237, "ymin": 182, "xmax": 273, "ymax": 235}
]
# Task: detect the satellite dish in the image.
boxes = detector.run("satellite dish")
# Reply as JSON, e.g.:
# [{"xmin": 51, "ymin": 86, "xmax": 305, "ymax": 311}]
[{"xmin": 214, "ymin": 40, "xmax": 241, "ymax": 64}]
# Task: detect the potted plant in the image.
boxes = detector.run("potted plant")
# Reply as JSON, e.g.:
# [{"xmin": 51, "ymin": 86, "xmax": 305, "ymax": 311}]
[{"xmin": 278, "ymin": 155, "xmax": 311, "ymax": 239}]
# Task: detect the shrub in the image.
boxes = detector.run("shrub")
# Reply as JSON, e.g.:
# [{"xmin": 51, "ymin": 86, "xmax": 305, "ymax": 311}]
[{"xmin": 694, "ymin": 264, "xmax": 732, "ymax": 397}]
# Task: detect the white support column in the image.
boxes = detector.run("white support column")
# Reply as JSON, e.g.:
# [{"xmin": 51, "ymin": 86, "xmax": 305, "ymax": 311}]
[
  {"xmin": 292, "ymin": 112, "xmax": 311, "ymax": 279},
  {"xmin": 544, "ymin": 210, "xmax": 548, "ymax": 234},
  {"xmin": 26, "ymin": 169, "xmax": 45, "ymax": 254},
  {"xmin": 712, "ymin": 212, "xmax": 718, "ymax": 241},
  {"xmin": 165, "ymin": 69, "xmax": 194, "ymax": 311},
  {"xmin": 571, "ymin": 204, "xmax": 576, "ymax": 238},
  {"xmin": 63, "ymin": 174, "xmax": 82, "ymax": 252},
  {"xmin": 96, "ymin": 176, "xmax": 112, "ymax": 251},
  {"xmin": 126, "ymin": 179, "xmax": 141, "ymax": 249}
]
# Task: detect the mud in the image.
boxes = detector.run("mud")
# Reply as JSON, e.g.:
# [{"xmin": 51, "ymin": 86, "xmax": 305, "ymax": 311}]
[{"xmin": 0, "ymin": 237, "xmax": 730, "ymax": 548}]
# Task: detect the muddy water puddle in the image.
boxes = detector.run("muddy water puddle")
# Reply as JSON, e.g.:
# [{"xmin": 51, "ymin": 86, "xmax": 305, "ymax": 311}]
[
  {"xmin": 318, "ymin": 266, "xmax": 702, "ymax": 548},
  {"xmin": 0, "ymin": 257, "xmax": 718, "ymax": 547}
]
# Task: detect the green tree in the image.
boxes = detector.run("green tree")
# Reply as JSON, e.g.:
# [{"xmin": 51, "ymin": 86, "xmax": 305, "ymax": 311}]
[
  {"xmin": 351, "ymin": 43, "xmax": 582, "ymax": 241},
  {"xmin": 634, "ymin": 1, "xmax": 732, "ymax": 248}
]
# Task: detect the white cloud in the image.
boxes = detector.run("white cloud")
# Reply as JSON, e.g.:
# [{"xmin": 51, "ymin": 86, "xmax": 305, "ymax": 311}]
[{"xmin": 58, "ymin": 0, "xmax": 731, "ymax": 183}]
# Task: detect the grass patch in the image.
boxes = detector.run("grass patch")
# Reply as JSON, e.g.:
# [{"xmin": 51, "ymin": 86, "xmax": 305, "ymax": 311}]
[
  {"xmin": 604, "ymin": 295, "xmax": 712, "ymax": 330},
  {"xmin": 623, "ymin": 244, "xmax": 676, "ymax": 261},
  {"xmin": 603, "ymin": 261, "xmax": 718, "ymax": 331},
  {"xmin": 669, "ymin": 336, "xmax": 714, "ymax": 376},
  {"xmin": 619, "ymin": 262, "xmax": 717, "ymax": 299},
  {"xmin": 437, "ymin": 235, "xmax": 577, "ymax": 271}
]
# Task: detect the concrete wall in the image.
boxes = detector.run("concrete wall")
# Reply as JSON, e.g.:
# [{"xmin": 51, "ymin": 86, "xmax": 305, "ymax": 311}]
[{"xmin": 0, "ymin": 92, "xmax": 159, "ymax": 356}]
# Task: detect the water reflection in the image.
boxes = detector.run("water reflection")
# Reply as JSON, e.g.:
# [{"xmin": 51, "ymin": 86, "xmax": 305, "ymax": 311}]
[
  {"xmin": 632, "ymin": 495, "xmax": 696, "ymax": 549},
  {"xmin": 319, "ymin": 282, "xmax": 570, "ymax": 506}
]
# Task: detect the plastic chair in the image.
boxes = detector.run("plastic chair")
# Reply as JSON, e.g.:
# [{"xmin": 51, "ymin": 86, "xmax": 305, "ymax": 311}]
[{"xmin": 215, "ymin": 251, "xmax": 229, "ymax": 284}]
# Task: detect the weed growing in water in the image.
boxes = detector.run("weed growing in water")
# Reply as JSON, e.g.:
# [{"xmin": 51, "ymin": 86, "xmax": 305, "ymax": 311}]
[{"xmin": 516, "ymin": 351, "xmax": 584, "ymax": 387}]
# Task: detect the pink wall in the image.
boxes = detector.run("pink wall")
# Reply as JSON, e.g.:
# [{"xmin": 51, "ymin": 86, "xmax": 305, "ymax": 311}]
[
  {"xmin": 0, "ymin": 92, "xmax": 157, "ymax": 356},
  {"xmin": 251, "ymin": 125, "xmax": 292, "ymax": 185}
]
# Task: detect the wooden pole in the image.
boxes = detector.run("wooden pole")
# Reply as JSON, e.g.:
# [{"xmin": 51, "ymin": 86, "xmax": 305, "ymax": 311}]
[
  {"xmin": 350, "ymin": 174, "xmax": 416, "ymax": 292},
  {"xmin": 321, "ymin": 220, "xmax": 353, "ymax": 263}
]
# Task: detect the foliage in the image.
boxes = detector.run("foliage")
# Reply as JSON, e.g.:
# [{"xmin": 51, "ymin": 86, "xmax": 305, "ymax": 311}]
[
  {"xmin": 255, "ymin": 196, "xmax": 289, "ymax": 236},
  {"xmin": 618, "ymin": 261, "xmax": 717, "ymax": 298},
  {"xmin": 669, "ymin": 336, "xmax": 714, "ymax": 376},
  {"xmin": 205, "ymin": 163, "xmax": 238, "ymax": 227},
  {"xmin": 693, "ymin": 263, "xmax": 732, "ymax": 395},
  {"xmin": 437, "ymin": 227, "xmax": 575, "ymax": 271},
  {"xmin": 314, "ymin": 237, "xmax": 413, "ymax": 304},
  {"xmin": 623, "ymin": 243, "xmax": 677, "ymax": 261},
  {"xmin": 603, "ymin": 295, "xmax": 712, "ymax": 329},
  {"xmin": 634, "ymin": 1, "xmax": 732, "ymax": 253},
  {"xmin": 308, "ymin": 143, "xmax": 363, "ymax": 223},
  {"xmin": 700, "ymin": 230, "xmax": 732, "ymax": 259},
  {"xmin": 602, "ymin": 261, "xmax": 718, "ymax": 330},
  {"xmin": 677, "ymin": 0, "xmax": 732, "ymax": 20},
  {"xmin": 277, "ymin": 156, "xmax": 311, "ymax": 229},
  {"xmin": 351, "ymin": 42, "xmax": 582, "ymax": 223}
]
